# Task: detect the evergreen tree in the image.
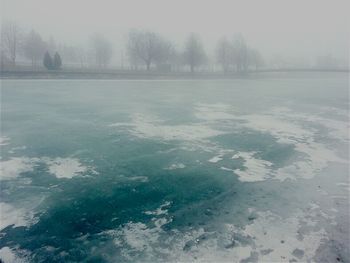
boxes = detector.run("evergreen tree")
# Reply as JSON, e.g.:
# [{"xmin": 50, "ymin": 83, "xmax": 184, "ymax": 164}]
[
  {"xmin": 43, "ymin": 51, "xmax": 53, "ymax": 70},
  {"xmin": 53, "ymin": 52, "xmax": 62, "ymax": 69}
]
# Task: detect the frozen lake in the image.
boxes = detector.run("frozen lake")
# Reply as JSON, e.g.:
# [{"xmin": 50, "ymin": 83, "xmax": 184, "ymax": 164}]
[{"xmin": 0, "ymin": 73, "xmax": 349, "ymax": 262}]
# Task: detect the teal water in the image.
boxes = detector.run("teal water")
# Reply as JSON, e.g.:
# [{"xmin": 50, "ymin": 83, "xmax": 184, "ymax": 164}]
[{"xmin": 0, "ymin": 74, "xmax": 349, "ymax": 262}]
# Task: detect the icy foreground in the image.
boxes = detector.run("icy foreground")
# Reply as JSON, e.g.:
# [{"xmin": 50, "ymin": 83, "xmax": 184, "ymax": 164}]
[{"xmin": 0, "ymin": 76, "xmax": 349, "ymax": 262}]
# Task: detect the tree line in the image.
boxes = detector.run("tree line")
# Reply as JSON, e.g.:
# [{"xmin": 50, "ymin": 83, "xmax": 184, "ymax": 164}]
[
  {"xmin": 1, "ymin": 20, "xmax": 264, "ymax": 73},
  {"xmin": 1, "ymin": 21, "xmax": 114, "ymax": 71},
  {"xmin": 127, "ymin": 30, "xmax": 263, "ymax": 73}
]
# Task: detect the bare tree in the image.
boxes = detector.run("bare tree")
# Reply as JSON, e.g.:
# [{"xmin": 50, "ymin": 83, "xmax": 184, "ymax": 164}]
[
  {"xmin": 127, "ymin": 30, "xmax": 171, "ymax": 71},
  {"xmin": 248, "ymin": 48, "xmax": 264, "ymax": 71},
  {"xmin": 1, "ymin": 20, "xmax": 21, "ymax": 66},
  {"xmin": 154, "ymin": 40, "xmax": 174, "ymax": 66},
  {"xmin": 0, "ymin": 41, "xmax": 10, "ymax": 69},
  {"xmin": 127, "ymin": 44, "xmax": 142, "ymax": 70},
  {"xmin": 58, "ymin": 45, "xmax": 79, "ymax": 66},
  {"xmin": 232, "ymin": 34, "xmax": 248, "ymax": 73},
  {"xmin": 90, "ymin": 34, "xmax": 113, "ymax": 68},
  {"xmin": 23, "ymin": 30, "xmax": 47, "ymax": 67},
  {"xmin": 183, "ymin": 33, "xmax": 206, "ymax": 73},
  {"xmin": 72, "ymin": 46, "xmax": 88, "ymax": 68},
  {"xmin": 168, "ymin": 49, "xmax": 183, "ymax": 72},
  {"xmin": 216, "ymin": 37, "xmax": 234, "ymax": 74}
]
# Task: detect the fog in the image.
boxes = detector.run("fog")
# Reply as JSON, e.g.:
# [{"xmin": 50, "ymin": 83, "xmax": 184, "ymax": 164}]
[
  {"xmin": 1, "ymin": 0, "xmax": 349, "ymax": 67},
  {"xmin": 1, "ymin": 1, "xmax": 350, "ymax": 262}
]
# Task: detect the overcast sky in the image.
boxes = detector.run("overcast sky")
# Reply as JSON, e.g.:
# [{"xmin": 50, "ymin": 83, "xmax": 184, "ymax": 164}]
[{"xmin": 2, "ymin": 0, "xmax": 349, "ymax": 64}]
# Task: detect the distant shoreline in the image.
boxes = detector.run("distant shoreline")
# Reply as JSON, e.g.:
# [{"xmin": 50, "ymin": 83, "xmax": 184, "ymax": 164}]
[{"xmin": 1, "ymin": 69, "xmax": 348, "ymax": 80}]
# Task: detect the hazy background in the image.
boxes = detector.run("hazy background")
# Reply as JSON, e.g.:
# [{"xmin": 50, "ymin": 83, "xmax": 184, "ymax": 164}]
[{"xmin": 1, "ymin": 0, "xmax": 349, "ymax": 67}]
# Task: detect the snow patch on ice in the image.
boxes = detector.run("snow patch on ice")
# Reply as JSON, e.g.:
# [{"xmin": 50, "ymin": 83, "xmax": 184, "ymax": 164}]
[
  {"xmin": 8, "ymin": 146, "xmax": 27, "ymax": 154},
  {"xmin": 275, "ymin": 141, "xmax": 347, "ymax": 181},
  {"xmin": 165, "ymin": 163, "xmax": 186, "ymax": 170},
  {"xmin": 110, "ymin": 113, "xmax": 225, "ymax": 142},
  {"xmin": 231, "ymin": 152, "xmax": 273, "ymax": 182},
  {"xmin": 102, "ymin": 204, "xmax": 329, "ymax": 262},
  {"xmin": 0, "ymin": 157, "xmax": 38, "ymax": 181},
  {"xmin": 225, "ymin": 209, "xmax": 327, "ymax": 262},
  {"xmin": 269, "ymin": 107, "xmax": 349, "ymax": 142},
  {"xmin": 44, "ymin": 157, "xmax": 89, "ymax": 179},
  {"xmin": 236, "ymin": 107, "xmax": 348, "ymax": 181},
  {"xmin": 144, "ymin": 201, "xmax": 171, "ymax": 216},
  {"xmin": 193, "ymin": 103, "xmax": 348, "ymax": 182},
  {"xmin": 0, "ymin": 247, "xmax": 17, "ymax": 263},
  {"xmin": 0, "ymin": 156, "xmax": 95, "ymax": 181},
  {"xmin": 0, "ymin": 202, "xmax": 35, "ymax": 230},
  {"xmin": 0, "ymin": 246, "xmax": 29, "ymax": 263},
  {"xmin": 0, "ymin": 136, "xmax": 10, "ymax": 146},
  {"xmin": 208, "ymin": 155, "xmax": 224, "ymax": 163},
  {"xmin": 110, "ymin": 104, "xmax": 348, "ymax": 182},
  {"xmin": 105, "ymin": 206, "xmax": 173, "ymax": 261}
]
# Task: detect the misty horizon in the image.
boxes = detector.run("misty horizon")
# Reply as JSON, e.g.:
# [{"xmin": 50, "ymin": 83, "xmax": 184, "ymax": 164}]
[
  {"xmin": 1, "ymin": 1, "xmax": 349, "ymax": 262},
  {"xmin": 1, "ymin": 0, "xmax": 349, "ymax": 68}
]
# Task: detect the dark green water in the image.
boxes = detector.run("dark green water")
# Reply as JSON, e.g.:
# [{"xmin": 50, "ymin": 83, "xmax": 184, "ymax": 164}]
[{"xmin": 0, "ymin": 74, "xmax": 349, "ymax": 262}]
